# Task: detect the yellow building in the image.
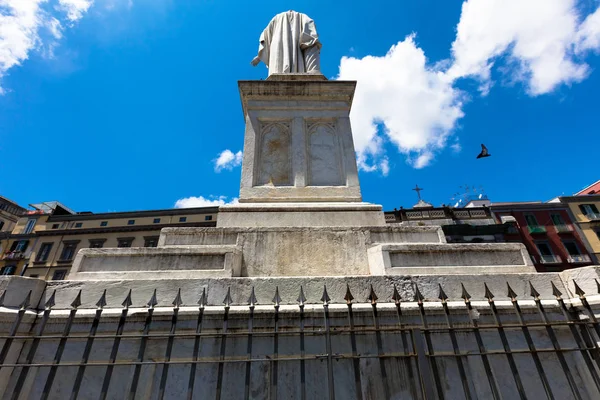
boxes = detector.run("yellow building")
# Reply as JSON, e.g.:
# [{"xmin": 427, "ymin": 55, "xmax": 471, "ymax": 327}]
[
  {"xmin": 1, "ymin": 202, "xmax": 218, "ymax": 280},
  {"xmin": 0, "ymin": 196, "xmax": 27, "ymax": 275},
  {"xmin": 559, "ymin": 193, "xmax": 600, "ymax": 264}
]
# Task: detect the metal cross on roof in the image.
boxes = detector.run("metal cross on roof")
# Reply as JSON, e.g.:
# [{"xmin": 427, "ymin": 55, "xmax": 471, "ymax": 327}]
[{"xmin": 412, "ymin": 185, "xmax": 424, "ymax": 200}]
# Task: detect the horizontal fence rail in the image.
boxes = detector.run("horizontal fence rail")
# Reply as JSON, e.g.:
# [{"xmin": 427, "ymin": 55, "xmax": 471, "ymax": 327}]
[{"xmin": 1, "ymin": 280, "xmax": 600, "ymax": 399}]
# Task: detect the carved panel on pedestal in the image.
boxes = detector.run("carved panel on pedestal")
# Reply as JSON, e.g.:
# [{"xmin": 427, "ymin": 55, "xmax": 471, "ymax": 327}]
[
  {"xmin": 256, "ymin": 121, "xmax": 291, "ymax": 186},
  {"xmin": 307, "ymin": 121, "xmax": 343, "ymax": 186}
]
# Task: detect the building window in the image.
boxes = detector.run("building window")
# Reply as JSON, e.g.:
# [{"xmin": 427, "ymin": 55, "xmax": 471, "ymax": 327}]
[
  {"xmin": 550, "ymin": 214, "xmax": 564, "ymax": 225},
  {"xmin": 535, "ymin": 241, "xmax": 561, "ymax": 264},
  {"xmin": 580, "ymin": 204, "xmax": 600, "ymax": 216},
  {"xmin": 0, "ymin": 221, "xmax": 4, "ymax": 230},
  {"xmin": 36, "ymin": 243, "xmax": 53, "ymax": 262},
  {"xmin": 179, "ymin": 217, "xmax": 187, "ymax": 222},
  {"xmin": 22, "ymin": 219, "xmax": 36, "ymax": 234},
  {"xmin": 153, "ymin": 218, "xmax": 161, "ymax": 224},
  {"xmin": 144, "ymin": 236, "xmax": 159, "ymax": 247},
  {"xmin": 117, "ymin": 237, "xmax": 134, "ymax": 248},
  {"xmin": 52, "ymin": 224, "xmax": 59, "ymax": 229},
  {"xmin": 524, "ymin": 214, "xmax": 539, "ymax": 226},
  {"xmin": 11, "ymin": 240, "xmax": 29, "ymax": 252},
  {"xmin": 0, "ymin": 265, "xmax": 16, "ymax": 275},
  {"xmin": 596, "ymin": 230, "xmax": 600, "ymax": 241},
  {"xmin": 89, "ymin": 239, "xmax": 106, "ymax": 249},
  {"xmin": 128, "ymin": 220, "xmax": 135, "ymax": 225},
  {"xmin": 52, "ymin": 270, "xmax": 67, "ymax": 281},
  {"xmin": 205, "ymin": 215, "xmax": 213, "ymax": 221},
  {"xmin": 100, "ymin": 221, "xmax": 108, "ymax": 227},
  {"xmin": 562, "ymin": 240, "xmax": 581, "ymax": 256},
  {"xmin": 59, "ymin": 241, "xmax": 79, "ymax": 261},
  {"xmin": 75, "ymin": 222, "xmax": 83, "ymax": 228}
]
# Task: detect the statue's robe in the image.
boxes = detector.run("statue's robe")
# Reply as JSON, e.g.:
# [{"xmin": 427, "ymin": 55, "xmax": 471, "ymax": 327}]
[{"xmin": 255, "ymin": 11, "xmax": 321, "ymax": 75}]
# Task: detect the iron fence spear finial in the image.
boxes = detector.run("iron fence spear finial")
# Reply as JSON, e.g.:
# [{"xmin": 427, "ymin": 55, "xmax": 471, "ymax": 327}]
[
  {"xmin": 0, "ymin": 291, "xmax": 5, "ymax": 307},
  {"xmin": 368, "ymin": 285, "xmax": 378, "ymax": 305},
  {"xmin": 19, "ymin": 290, "xmax": 32, "ymax": 310},
  {"xmin": 460, "ymin": 283, "xmax": 471, "ymax": 301},
  {"xmin": 122, "ymin": 289, "xmax": 133, "ymax": 309},
  {"xmin": 147, "ymin": 289, "xmax": 158, "ymax": 308},
  {"xmin": 344, "ymin": 284, "xmax": 354, "ymax": 304},
  {"xmin": 198, "ymin": 287, "xmax": 207, "ymax": 308},
  {"xmin": 437, "ymin": 284, "xmax": 448, "ymax": 302},
  {"xmin": 596, "ymin": 278, "xmax": 600, "ymax": 294},
  {"xmin": 172, "ymin": 288, "xmax": 183, "ymax": 308},
  {"xmin": 44, "ymin": 290, "xmax": 56, "ymax": 309},
  {"xmin": 223, "ymin": 287, "xmax": 233, "ymax": 308},
  {"xmin": 551, "ymin": 281, "xmax": 563, "ymax": 298},
  {"xmin": 248, "ymin": 286, "xmax": 258, "ymax": 308},
  {"xmin": 506, "ymin": 282, "xmax": 518, "ymax": 300},
  {"xmin": 272, "ymin": 286, "xmax": 282, "ymax": 308},
  {"xmin": 96, "ymin": 289, "xmax": 107, "ymax": 309},
  {"xmin": 297, "ymin": 285, "xmax": 307, "ymax": 307},
  {"xmin": 321, "ymin": 285, "xmax": 331, "ymax": 305},
  {"xmin": 392, "ymin": 284, "xmax": 402, "ymax": 305},
  {"xmin": 70, "ymin": 290, "xmax": 82, "ymax": 309},
  {"xmin": 413, "ymin": 284, "xmax": 424, "ymax": 303},
  {"xmin": 529, "ymin": 282, "xmax": 540, "ymax": 300},
  {"xmin": 573, "ymin": 280, "xmax": 586, "ymax": 298},
  {"xmin": 483, "ymin": 283, "xmax": 494, "ymax": 301}
]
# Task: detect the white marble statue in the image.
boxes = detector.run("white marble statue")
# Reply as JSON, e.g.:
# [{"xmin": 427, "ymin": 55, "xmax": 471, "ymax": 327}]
[{"xmin": 251, "ymin": 10, "xmax": 322, "ymax": 75}]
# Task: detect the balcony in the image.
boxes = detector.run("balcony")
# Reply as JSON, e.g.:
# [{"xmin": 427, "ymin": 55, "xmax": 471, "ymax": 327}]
[
  {"xmin": 528, "ymin": 225, "xmax": 547, "ymax": 234},
  {"xmin": 587, "ymin": 213, "xmax": 600, "ymax": 221},
  {"xmin": 567, "ymin": 254, "xmax": 592, "ymax": 263},
  {"xmin": 554, "ymin": 224, "xmax": 574, "ymax": 233},
  {"xmin": 540, "ymin": 255, "xmax": 562, "ymax": 264},
  {"xmin": 2, "ymin": 251, "xmax": 24, "ymax": 260}
]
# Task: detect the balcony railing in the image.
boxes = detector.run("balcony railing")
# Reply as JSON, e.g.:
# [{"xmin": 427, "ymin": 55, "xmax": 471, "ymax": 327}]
[
  {"xmin": 587, "ymin": 213, "xmax": 600, "ymax": 221},
  {"xmin": 540, "ymin": 255, "xmax": 562, "ymax": 264},
  {"xmin": 567, "ymin": 254, "xmax": 592, "ymax": 263},
  {"xmin": 528, "ymin": 225, "xmax": 547, "ymax": 234},
  {"xmin": 554, "ymin": 224, "xmax": 574, "ymax": 233},
  {"xmin": 2, "ymin": 251, "xmax": 24, "ymax": 260}
]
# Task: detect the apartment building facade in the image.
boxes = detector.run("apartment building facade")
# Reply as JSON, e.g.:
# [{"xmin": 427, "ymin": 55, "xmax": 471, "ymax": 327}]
[
  {"xmin": 556, "ymin": 193, "xmax": 600, "ymax": 264},
  {"xmin": 1, "ymin": 204, "xmax": 218, "ymax": 280},
  {"xmin": 491, "ymin": 202, "xmax": 593, "ymax": 272}
]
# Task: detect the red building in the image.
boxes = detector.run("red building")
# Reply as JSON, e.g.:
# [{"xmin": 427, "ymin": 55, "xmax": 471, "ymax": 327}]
[
  {"xmin": 575, "ymin": 180, "xmax": 600, "ymax": 196},
  {"xmin": 491, "ymin": 202, "xmax": 593, "ymax": 272}
]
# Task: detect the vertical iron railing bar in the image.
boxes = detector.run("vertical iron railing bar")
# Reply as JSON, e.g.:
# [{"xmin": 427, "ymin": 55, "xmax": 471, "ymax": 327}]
[
  {"xmin": 344, "ymin": 285, "xmax": 364, "ymax": 400},
  {"xmin": 99, "ymin": 289, "xmax": 132, "ymax": 400},
  {"xmin": 158, "ymin": 289, "xmax": 182, "ymax": 400},
  {"xmin": 413, "ymin": 328, "xmax": 437, "ymax": 400},
  {"xmin": 484, "ymin": 284, "xmax": 527, "ymax": 400},
  {"xmin": 244, "ymin": 287, "xmax": 257, "ymax": 400},
  {"xmin": 529, "ymin": 283, "xmax": 582, "ymax": 400},
  {"xmin": 368, "ymin": 286, "xmax": 391, "ymax": 399},
  {"xmin": 297, "ymin": 286, "xmax": 307, "ymax": 400},
  {"xmin": 572, "ymin": 281, "xmax": 600, "ymax": 365},
  {"xmin": 186, "ymin": 288, "xmax": 206, "ymax": 400},
  {"xmin": 270, "ymin": 287, "xmax": 281, "ymax": 400},
  {"xmin": 41, "ymin": 290, "xmax": 82, "ymax": 400},
  {"xmin": 215, "ymin": 287, "xmax": 232, "ymax": 400},
  {"xmin": 551, "ymin": 284, "xmax": 600, "ymax": 394},
  {"xmin": 460, "ymin": 284, "xmax": 501, "ymax": 400},
  {"xmin": 10, "ymin": 291, "xmax": 55, "ymax": 400},
  {"xmin": 438, "ymin": 285, "xmax": 475, "ymax": 400},
  {"xmin": 127, "ymin": 289, "xmax": 157, "ymax": 400},
  {"xmin": 415, "ymin": 285, "xmax": 445, "ymax": 400},
  {"xmin": 70, "ymin": 289, "xmax": 107, "ymax": 400},
  {"xmin": 392, "ymin": 286, "xmax": 420, "ymax": 400},
  {"xmin": 321, "ymin": 285, "xmax": 336, "ymax": 400},
  {"xmin": 0, "ymin": 290, "xmax": 32, "ymax": 368},
  {"xmin": 506, "ymin": 284, "xmax": 554, "ymax": 400}
]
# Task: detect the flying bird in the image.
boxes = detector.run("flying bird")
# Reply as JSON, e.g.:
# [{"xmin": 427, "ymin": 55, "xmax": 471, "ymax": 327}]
[{"xmin": 476, "ymin": 144, "xmax": 491, "ymax": 159}]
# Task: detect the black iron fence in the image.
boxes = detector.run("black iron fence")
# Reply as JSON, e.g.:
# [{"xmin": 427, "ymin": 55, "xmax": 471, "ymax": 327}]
[{"xmin": 1, "ymin": 280, "xmax": 600, "ymax": 399}]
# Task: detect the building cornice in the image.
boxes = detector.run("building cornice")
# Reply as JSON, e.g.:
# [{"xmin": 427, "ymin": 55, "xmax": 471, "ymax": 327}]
[
  {"xmin": 46, "ymin": 206, "xmax": 219, "ymax": 222},
  {"xmin": 36, "ymin": 221, "xmax": 217, "ymax": 236}
]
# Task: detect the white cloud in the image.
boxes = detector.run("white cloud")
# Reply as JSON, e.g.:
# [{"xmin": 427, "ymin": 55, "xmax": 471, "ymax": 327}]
[
  {"xmin": 214, "ymin": 149, "xmax": 243, "ymax": 172},
  {"xmin": 58, "ymin": 0, "xmax": 93, "ymax": 22},
  {"xmin": 449, "ymin": 0, "xmax": 599, "ymax": 95},
  {"xmin": 338, "ymin": 35, "xmax": 465, "ymax": 172},
  {"xmin": 341, "ymin": 1, "xmax": 600, "ymax": 172},
  {"xmin": 174, "ymin": 195, "xmax": 238, "ymax": 208}
]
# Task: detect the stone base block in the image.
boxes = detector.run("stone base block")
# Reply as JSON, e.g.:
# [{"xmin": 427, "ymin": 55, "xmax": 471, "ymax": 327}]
[
  {"xmin": 368, "ymin": 243, "xmax": 535, "ymax": 275},
  {"xmin": 217, "ymin": 202, "xmax": 386, "ymax": 228},
  {"xmin": 69, "ymin": 246, "xmax": 242, "ymax": 280}
]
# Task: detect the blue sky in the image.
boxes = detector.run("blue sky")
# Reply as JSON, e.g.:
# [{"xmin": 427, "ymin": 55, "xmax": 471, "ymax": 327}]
[{"xmin": 1, "ymin": 0, "xmax": 599, "ymax": 212}]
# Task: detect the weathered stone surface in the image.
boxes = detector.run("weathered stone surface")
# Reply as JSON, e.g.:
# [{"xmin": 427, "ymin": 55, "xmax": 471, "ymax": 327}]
[
  {"xmin": 217, "ymin": 202, "xmax": 386, "ymax": 227},
  {"xmin": 238, "ymin": 77, "xmax": 361, "ymax": 203},
  {"xmin": 69, "ymin": 246, "xmax": 242, "ymax": 280}
]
